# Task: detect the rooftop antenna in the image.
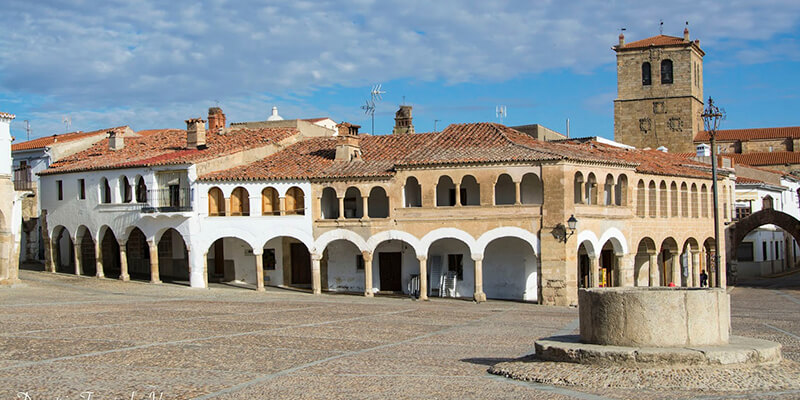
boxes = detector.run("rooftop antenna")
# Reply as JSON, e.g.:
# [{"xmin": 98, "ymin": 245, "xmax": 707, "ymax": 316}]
[
  {"xmin": 496, "ymin": 105, "xmax": 507, "ymax": 124},
  {"xmin": 62, "ymin": 116, "xmax": 72, "ymax": 133},
  {"xmin": 363, "ymin": 83, "xmax": 385, "ymax": 134},
  {"xmin": 23, "ymin": 120, "xmax": 31, "ymax": 141},
  {"xmin": 434, "ymin": 119, "xmax": 441, "ymax": 133},
  {"xmin": 659, "ymin": 19, "xmax": 664, "ymax": 35}
]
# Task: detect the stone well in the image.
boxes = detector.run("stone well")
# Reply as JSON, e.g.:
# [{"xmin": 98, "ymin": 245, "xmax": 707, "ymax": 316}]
[{"xmin": 579, "ymin": 287, "xmax": 729, "ymax": 347}]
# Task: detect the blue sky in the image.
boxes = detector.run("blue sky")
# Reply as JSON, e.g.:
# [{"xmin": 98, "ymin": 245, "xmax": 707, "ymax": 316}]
[{"xmin": 2, "ymin": 1, "xmax": 800, "ymax": 141}]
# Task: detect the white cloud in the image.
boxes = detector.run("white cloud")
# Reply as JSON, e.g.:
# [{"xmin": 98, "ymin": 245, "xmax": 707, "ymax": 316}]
[{"xmin": 1, "ymin": 0, "xmax": 799, "ymax": 135}]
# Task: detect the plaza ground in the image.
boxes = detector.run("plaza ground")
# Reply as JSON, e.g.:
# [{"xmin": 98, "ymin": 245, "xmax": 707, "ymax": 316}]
[{"xmin": 1, "ymin": 267, "xmax": 799, "ymax": 399}]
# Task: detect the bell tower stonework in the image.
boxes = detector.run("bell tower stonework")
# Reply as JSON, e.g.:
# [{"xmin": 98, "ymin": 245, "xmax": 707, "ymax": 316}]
[{"xmin": 613, "ymin": 28, "xmax": 705, "ymax": 153}]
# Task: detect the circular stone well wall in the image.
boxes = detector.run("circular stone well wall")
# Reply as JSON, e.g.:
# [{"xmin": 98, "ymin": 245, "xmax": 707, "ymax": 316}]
[{"xmin": 579, "ymin": 287, "xmax": 730, "ymax": 347}]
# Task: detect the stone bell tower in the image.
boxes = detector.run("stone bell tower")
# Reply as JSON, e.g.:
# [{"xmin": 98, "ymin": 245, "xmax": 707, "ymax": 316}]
[
  {"xmin": 392, "ymin": 105, "xmax": 415, "ymax": 135},
  {"xmin": 613, "ymin": 27, "xmax": 705, "ymax": 153}
]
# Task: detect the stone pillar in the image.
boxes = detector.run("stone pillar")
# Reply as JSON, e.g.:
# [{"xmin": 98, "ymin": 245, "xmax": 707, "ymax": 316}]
[
  {"xmin": 454, "ymin": 183, "xmax": 461, "ymax": 207},
  {"xmin": 589, "ymin": 256, "xmax": 599, "ymax": 288},
  {"xmin": 203, "ymin": 252, "xmax": 209, "ymax": 288},
  {"xmin": 44, "ymin": 237, "xmax": 56, "ymax": 273},
  {"xmin": 148, "ymin": 240, "xmax": 161, "ymax": 284},
  {"xmin": 254, "ymin": 250, "xmax": 265, "ymax": 292},
  {"xmin": 95, "ymin": 241, "xmax": 104, "ymax": 278},
  {"xmin": 279, "ymin": 196, "xmax": 287, "ymax": 216},
  {"xmin": 361, "ymin": 196, "xmax": 370, "ymax": 220},
  {"xmin": 362, "ymin": 251, "xmax": 373, "ymax": 297},
  {"xmin": 311, "ymin": 253, "xmax": 322, "ymax": 295},
  {"xmin": 118, "ymin": 240, "xmax": 130, "ymax": 281},
  {"xmin": 614, "ymin": 254, "xmax": 624, "ymax": 287},
  {"xmin": 73, "ymin": 242, "xmax": 82, "ymax": 276},
  {"xmin": 472, "ymin": 254, "xmax": 486, "ymax": 302},
  {"xmin": 417, "ymin": 255, "xmax": 428, "ymax": 301},
  {"xmin": 670, "ymin": 254, "xmax": 680, "ymax": 286},
  {"xmin": 648, "ymin": 253, "xmax": 658, "ymax": 286},
  {"xmin": 691, "ymin": 251, "xmax": 701, "ymax": 288},
  {"xmin": 338, "ymin": 196, "xmax": 345, "ymax": 220},
  {"xmin": 514, "ymin": 181, "xmax": 522, "ymax": 205}
]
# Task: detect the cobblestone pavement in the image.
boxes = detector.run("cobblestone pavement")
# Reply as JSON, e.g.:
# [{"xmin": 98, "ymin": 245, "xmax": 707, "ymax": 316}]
[{"xmin": 1, "ymin": 268, "xmax": 799, "ymax": 399}]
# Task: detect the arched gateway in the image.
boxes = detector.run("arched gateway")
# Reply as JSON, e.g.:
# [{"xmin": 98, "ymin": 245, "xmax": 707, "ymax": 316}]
[{"xmin": 728, "ymin": 209, "xmax": 800, "ymax": 270}]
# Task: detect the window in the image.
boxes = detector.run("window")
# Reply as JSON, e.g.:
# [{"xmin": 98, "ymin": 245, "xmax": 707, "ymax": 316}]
[
  {"xmin": 735, "ymin": 204, "xmax": 752, "ymax": 220},
  {"xmin": 286, "ymin": 186, "xmax": 305, "ymax": 215},
  {"xmin": 776, "ymin": 242, "xmax": 781, "ymax": 260},
  {"xmin": 763, "ymin": 242, "xmax": 768, "ymax": 261},
  {"xmin": 447, "ymin": 254, "xmax": 463, "ymax": 280},
  {"xmin": 208, "ymin": 187, "xmax": 225, "ymax": 216},
  {"xmin": 642, "ymin": 62, "xmax": 652, "ymax": 85},
  {"xmin": 136, "ymin": 177, "xmax": 147, "ymax": 203},
  {"xmin": 78, "ymin": 179, "xmax": 85, "ymax": 200},
  {"xmin": 356, "ymin": 254, "xmax": 364, "ymax": 271},
  {"xmin": 261, "ymin": 187, "xmax": 280, "ymax": 216},
  {"xmin": 762, "ymin": 195, "xmax": 773, "ymax": 210},
  {"xmin": 101, "ymin": 178, "xmax": 111, "ymax": 204},
  {"xmin": 57, "ymin": 180, "xmax": 63, "ymax": 201},
  {"xmin": 736, "ymin": 242, "xmax": 754, "ymax": 262},
  {"xmin": 661, "ymin": 59, "xmax": 673, "ymax": 84},
  {"xmin": 230, "ymin": 187, "xmax": 250, "ymax": 216},
  {"xmin": 122, "ymin": 177, "xmax": 132, "ymax": 203},
  {"xmin": 262, "ymin": 249, "xmax": 276, "ymax": 270}
]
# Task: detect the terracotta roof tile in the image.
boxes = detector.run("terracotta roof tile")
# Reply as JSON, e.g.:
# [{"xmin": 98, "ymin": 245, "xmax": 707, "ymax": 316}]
[
  {"xmin": 40, "ymin": 127, "xmax": 299, "ymax": 175},
  {"xmin": 200, "ymin": 123, "xmax": 716, "ymax": 182},
  {"xmin": 694, "ymin": 126, "xmax": 800, "ymax": 142},
  {"xmin": 12, "ymin": 126, "xmax": 128, "ymax": 152},
  {"xmin": 736, "ymin": 176, "xmax": 765, "ymax": 185},
  {"xmin": 618, "ymin": 35, "xmax": 687, "ymax": 50},
  {"xmin": 721, "ymin": 151, "xmax": 800, "ymax": 167}
]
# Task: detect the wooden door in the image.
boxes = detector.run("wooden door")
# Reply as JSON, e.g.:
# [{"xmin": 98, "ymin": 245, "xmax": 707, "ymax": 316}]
[
  {"xmin": 379, "ymin": 252, "xmax": 402, "ymax": 292},
  {"xmin": 291, "ymin": 243, "xmax": 311, "ymax": 285}
]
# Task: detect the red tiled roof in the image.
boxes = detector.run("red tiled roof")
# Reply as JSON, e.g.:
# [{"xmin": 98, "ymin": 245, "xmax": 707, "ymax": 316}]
[
  {"xmin": 618, "ymin": 35, "xmax": 686, "ymax": 50},
  {"xmin": 40, "ymin": 127, "xmax": 299, "ymax": 175},
  {"xmin": 694, "ymin": 126, "xmax": 800, "ymax": 142},
  {"xmin": 11, "ymin": 126, "xmax": 128, "ymax": 152},
  {"xmin": 722, "ymin": 151, "xmax": 800, "ymax": 167},
  {"xmin": 200, "ymin": 123, "xmax": 716, "ymax": 182},
  {"xmin": 736, "ymin": 176, "xmax": 764, "ymax": 185}
]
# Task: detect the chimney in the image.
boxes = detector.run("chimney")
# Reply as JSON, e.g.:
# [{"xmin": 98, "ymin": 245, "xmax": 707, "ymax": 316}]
[
  {"xmin": 335, "ymin": 122, "xmax": 362, "ymax": 161},
  {"xmin": 392, "ymin": 105, "xmax": 415, "ymax": 135},
  {"xmin": 186, "ymin": 118, "xmax": 207, "ymax": 149},
  {"xmin": 696, "ymin": 143, "xmax": 711, "ymax": 157},
  {"xmin": 108, "ymin": 130, "xmax": 124, "ymax": 151},
  {"xmin": 684, "ymin": 27, "xmax": 690, "ymax": 41},
  {"xmin": 207, "ymin": 107, "xmax": 226, "ymax": 134},
  {"xmin": 618, "ymin": 32, "xmax": 625, "ymax": 47}
]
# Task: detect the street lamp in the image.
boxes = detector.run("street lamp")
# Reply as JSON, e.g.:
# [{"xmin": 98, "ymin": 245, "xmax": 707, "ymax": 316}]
[
  {"xmin": 701, "ymin": 97, "xmax": 725, "ymax": 288},
  {"xmin": 554, "ymin": 215, "xmax": 578, "ymax": 243}
]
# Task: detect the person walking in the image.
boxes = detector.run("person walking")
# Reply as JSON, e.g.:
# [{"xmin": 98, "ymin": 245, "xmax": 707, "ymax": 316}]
[{"xmin": 700, "ymin": 269, "xmax": 709, "ymax": 287}]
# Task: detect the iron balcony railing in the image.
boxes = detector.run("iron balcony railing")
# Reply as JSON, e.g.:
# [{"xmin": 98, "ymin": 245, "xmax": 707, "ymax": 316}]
[{"xmin": 141, "ymin": 187, "xmax": 192, "ymax": 213}]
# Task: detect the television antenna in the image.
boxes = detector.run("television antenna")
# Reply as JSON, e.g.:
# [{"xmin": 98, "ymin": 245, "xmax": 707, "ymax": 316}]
[
  {"xmin": 659, "ymin": 19, "xmax": 664, "ymax": 35},
  {"xmin": 62, "ymin": 116, "xmax": 72, "ymax": 133},
  {"xmin": 496, "ymin": 105, "xmax": 507, "ymax": 124},
  {"xmin": 434, "ymin": 119, "xmax": 441, "ymax": 133},
  {"xmin": 23, "ymin": 120, "xmax": 31, "ymax": 141},
  {"xmin": 361, "ymin": 83, "xmax": 386, "ymax": 134}
]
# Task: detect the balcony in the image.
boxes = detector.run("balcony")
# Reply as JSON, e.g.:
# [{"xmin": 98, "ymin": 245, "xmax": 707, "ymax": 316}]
[
  {"xmin": 141, "ymin": 187, "xmax": 192, "ymax": 213},
  {"xmin": 13, "ymin": 166, "xmax": 34, "ymax": 191}
]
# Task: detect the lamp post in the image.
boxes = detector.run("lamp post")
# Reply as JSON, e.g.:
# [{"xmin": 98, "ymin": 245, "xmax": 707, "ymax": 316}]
[{"xmin": 702, "ymin": 97, "xmax": 725, "ymax": 288}]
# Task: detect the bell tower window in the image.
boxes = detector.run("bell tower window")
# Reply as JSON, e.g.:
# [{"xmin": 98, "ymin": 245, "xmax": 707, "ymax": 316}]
[
  {"xmin": 641, "ymin": 62, "xmax": 652, "ymax": 85},
  {"xmin": 661, "ymin": 59, "xmax": 673, "ymax": 84}
]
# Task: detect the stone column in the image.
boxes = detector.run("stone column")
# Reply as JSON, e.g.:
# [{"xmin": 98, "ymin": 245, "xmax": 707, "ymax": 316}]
[
  {"xmin": 691, "ymin": 251, "xmax": 700, "ymax": 288},
  {"xmin": 148, "ymin": 240, "xmax": 161, "ymax": 284},
  {"xmin": 454, "ymin": 183, "xmax": 461, "ymax": 207},
  {"xmin": 118, "ymin": 240, "xmax": 130, "ymax": 281},
  {"xmin": 362, "ymin": 251, "xmax": 373, "ymax": 297},
  {"xmin": 514, "ymin": 181, "xmax": 522, "ymax": 205},
  {"xmin": 95, "ymin": 241, "xmax": 105, "ymax": 278},
  {"xmin": 417, "ymin": 255, "xmax": 428, "ymax": 301},
  {"xmin": 361, "ymin": 196, "xmax": 370, "ymax": 220},
  {"xmin": 73, "ymin": 242, "xmax": 82, "ymax": 276},
  {"xmin": 254, "ymin": 250, "xmax": 265, "ymax": 292},
  {"xmin": 670, "ymin": 254, "xmax": 680, "ymax": 286},
  {"xmin": 311, "ymin": 253, "xmax": 322, "ymax": 295},
  {"xmin": 203, "ymin": 252, "xmax": 209, "ymax": 288},
  {"xmin": 589, "ymin": 256, "xmax": 599, "ymax": 288},
  {"xmin": 279, "ymin": 196, "xmax": 287, "ymax": 216},
  {"xmin": 614, "ymin": 254, "xmax": 624, "ymax": 287},
  {"xmin": 648, "ymin": 253, "xmax": 658, "ymax": 286},
  {"xmin": 472, "ymin": 254, "xmax": 486, "ymax": 302},
  {"xmin": 44, "ymin": 238, "xmax": 56, "ymax": 273},
  {"xmin": 338, "ymin": 196, "xmax": 345, "ymax": 220}
]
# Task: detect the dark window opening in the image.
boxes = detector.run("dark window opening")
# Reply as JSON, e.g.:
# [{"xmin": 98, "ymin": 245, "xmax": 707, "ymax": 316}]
[
  {"xmin": 447, "ymin": 254, "xmax": 463, "ymax": 280},
  {"xmin": 736, "ymin": 242, "xmax": 754, "ymax": 262},
  {"xmin": 661, "ymin": 59, "xmax": 673, "ymax": 84},
  {"xmin": 356, "ymin": 254, "xmax": 364, "ymax": 271},
  {"xmin": 57, "ymin": 180, "xmax": 63, "ymax": 201},
  {"xmin": 78, "ymin": 179, "xmax": 85, "ymax": 200},
  {"xmin": 262, "ymin": 249, "xmax": 276, "ymax": 270},
  {"xmin": 642, "ymin": 62, "xmax": 652, "ymax": 85}
]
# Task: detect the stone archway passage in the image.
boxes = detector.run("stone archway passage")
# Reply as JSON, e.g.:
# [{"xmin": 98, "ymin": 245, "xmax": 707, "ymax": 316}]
[{"xmin": 730, "ymin": 209, "xmax": 800, "ymax": 262}]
